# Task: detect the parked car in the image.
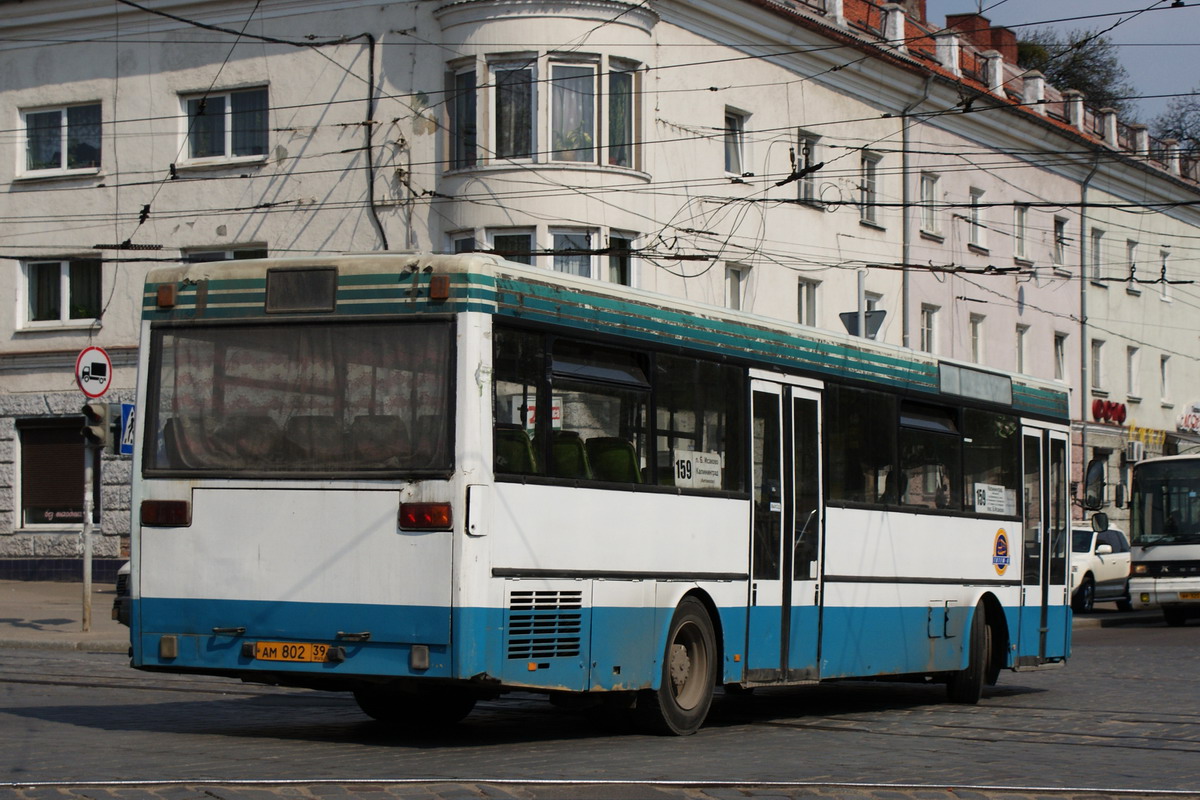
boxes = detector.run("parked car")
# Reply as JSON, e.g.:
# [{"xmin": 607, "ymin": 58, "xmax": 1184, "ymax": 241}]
[
  {"xmin": 1071, "ymin": 526, "xmax": 1132, "ymax": 613},
  {"xmin": 112, "ymin": 561, "xmax": 130, "ymax": 626}
]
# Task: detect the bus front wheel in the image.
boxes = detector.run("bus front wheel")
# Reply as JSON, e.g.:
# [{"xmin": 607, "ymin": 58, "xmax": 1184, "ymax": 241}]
[
  {"xmin": 637, "ymin": 597, "xmax": 717, "ymax": 735},
  {"xmin": 946, "ymin": 603, "xmax": 990, "ymax": 704}
]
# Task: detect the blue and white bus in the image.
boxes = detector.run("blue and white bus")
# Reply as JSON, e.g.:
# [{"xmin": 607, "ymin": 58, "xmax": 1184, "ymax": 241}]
[{"xmin": 129, "ymin": 253, "xmax": 1072, "ymax": 734}]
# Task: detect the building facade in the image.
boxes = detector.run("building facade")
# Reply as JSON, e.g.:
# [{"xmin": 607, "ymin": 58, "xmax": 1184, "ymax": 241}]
[{"xmin": 2, "ymin": 0, "xmax": 1198, "ymax": 570}]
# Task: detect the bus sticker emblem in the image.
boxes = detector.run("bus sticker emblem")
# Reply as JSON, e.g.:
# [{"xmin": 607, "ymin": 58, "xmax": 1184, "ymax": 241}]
[{"xmin": 993, "ymin": 529, "xmax": 1010, "ymax": 575}]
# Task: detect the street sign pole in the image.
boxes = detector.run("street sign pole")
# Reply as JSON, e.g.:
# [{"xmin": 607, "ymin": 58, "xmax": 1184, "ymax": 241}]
[{"xmin": 81, "ymin": 443, "xmax": 94, "ymax": 632}]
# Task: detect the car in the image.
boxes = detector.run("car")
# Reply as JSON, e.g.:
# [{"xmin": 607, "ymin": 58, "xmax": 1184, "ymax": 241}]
[
  {"xmin": 1071, "ymin": 525, "xmax": 1132, "ymax": 613},
  {"xmin": 112, "ymin": 561, "xmax": 130, "ymax": 627}
]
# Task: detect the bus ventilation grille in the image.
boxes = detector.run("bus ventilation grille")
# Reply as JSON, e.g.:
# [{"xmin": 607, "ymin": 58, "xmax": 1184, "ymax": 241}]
[{"xmin": 506, "ymin": 590, "xmax": 583, "ymax": 660}]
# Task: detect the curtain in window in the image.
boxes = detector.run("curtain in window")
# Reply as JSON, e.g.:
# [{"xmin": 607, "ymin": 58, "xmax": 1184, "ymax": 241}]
[
  {"xmin": 66, "ymin": 105, "xmax": 101, "ymax": 168},
  {"xmin": 29, "ymin": 263, "xmax": 60, "ymax": 321},
  {"xmin": 551, "ymin": 65, "xmax": 594, "ymax": 162},
  {"xmin": 608, "ymin": 70, "xmax": 633, "ymax": 167},
  {"xmin": 69, "ymin": 260, "xmax": 102, "ymax": 319},
  {"xmin": 553, "ymin": 232, "xmax": 590, "ymax": 276},
  {"xmin": 26, "ymin": 111, "xmax": 61, "ymax": 170},
  {"xmin": 188, "ymin": 96, "xmax": 225, "ymax": 158},
  {"xmin": 495, "ymin": 68, "xmax": 533, "ymax": 159},
  {"xmin": 231, "ymin": 89, "xmax": 268, "ymax": 157}
]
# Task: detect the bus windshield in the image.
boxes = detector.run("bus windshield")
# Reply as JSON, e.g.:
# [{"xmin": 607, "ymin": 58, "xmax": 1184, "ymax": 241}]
[
  {"xmin": 143, "ymin": 320, "xmax": 453, "ymax": 476},
  {"xmin": 1130, "ymin": 460, "xmax": 1200, "ymax": 545}
]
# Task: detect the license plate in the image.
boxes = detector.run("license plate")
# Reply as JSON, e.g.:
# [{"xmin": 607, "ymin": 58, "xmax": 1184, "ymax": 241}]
[
  {"xmin": 1179, "ymin": 592, "xmax": 1200, "ymax": 600},
  {"xmin": 253, "ymin": 641, "xmax": 330, "ymax": 663}
]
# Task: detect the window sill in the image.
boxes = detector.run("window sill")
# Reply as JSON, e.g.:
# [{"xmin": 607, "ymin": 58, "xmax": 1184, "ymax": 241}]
[
  {"xmin": 967, "ymin": 243, "xmax": 989, "ymax": 256},
  {"xmin": 1091, "ymin": 389, "xmax": 1109, "ymax": 398},
  {"xmin": 1128, "ymin": 395, "xmax": 1142, "ymax": 405},
  {"xmin": 1090, "ymin": 280, "xmax": 1109, "ymax": 289},
  {"xmin": 1162, "ymin": 401, "xmax": 1175, "ymax": 410},
  {"xmin": 1160, "ymin": 296, "xmax": 1173, "ymax": 303},
  {"xmin": 859, "ymin": 219, "xmax": 886, "ymax": 232},
  {"xmin": 176, "ymin": 155, "xmax": 268, "ymax": 172},
  {"xmin": 17, "ymin": 320, "xmax": 102, "ymax": 333},
  {"xmin": 13, "ymin": 526, "xmax": 86, "ymax": 534},
  {"xmin": 1052, "ymin": 266, "xmax": 1072, "ymax": 278},
  {"xmin": 1126, "ymin": 287, "xmax": 1142, "ymax": 296},
  {"xmin": 444, "ymin": 162, "xmax": 651, "ymax": 182},
  {"xmin": 13, "ymin": 168, "xmax": 103, "ymax": 183},
  {"xmin": 1014, "ymin": 257, "xmax": 1034, "ymax": 267},
  {"xmin": 919, "ymin": 230, "xmax": 944, "ymax": 243}
]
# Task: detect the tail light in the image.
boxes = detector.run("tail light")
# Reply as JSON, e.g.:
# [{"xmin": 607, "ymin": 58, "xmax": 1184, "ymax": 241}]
[
  {"xmin": 141, "ymin": 500, "xmax": 191, "ymax": 527},
  {"xmin": 399, "ymin": 502, "xmax": 452, "ymax": 530}
]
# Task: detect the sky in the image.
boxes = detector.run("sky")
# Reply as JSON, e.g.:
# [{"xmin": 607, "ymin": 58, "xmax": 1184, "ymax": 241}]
[{"xmin": 923, "ymin": 0, "xmax": 1200, "ymax": 123}]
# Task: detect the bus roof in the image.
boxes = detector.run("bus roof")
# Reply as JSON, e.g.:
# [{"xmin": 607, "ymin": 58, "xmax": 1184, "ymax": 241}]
[{"xmin": 142, "ymin": 252, "xmax": 1069, "ymax": 421}]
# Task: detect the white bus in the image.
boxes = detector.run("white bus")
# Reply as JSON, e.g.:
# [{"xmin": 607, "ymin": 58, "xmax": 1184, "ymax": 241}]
[
  {"xmin": 1128, "ymin": 455, "xmax": 1200, "ymax": 626},
  {"xmin": 129, "ymin": 253, "xmax": 1072, "ymax": 735}
]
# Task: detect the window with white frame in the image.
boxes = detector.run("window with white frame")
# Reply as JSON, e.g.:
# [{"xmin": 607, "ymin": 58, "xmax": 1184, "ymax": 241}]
[
  {"xmin": 1090, "ymin": 339, "xmax": 1105, "ymax": 390},
  {"xmin": 919, "ymin": 304, "xmax": 937, "ymax": 353},
  {"xmin": 22, "ymin": 259, "xmax": 101, "ymax": 326},
  {"xmin": 451, "ymin": 233, "xmax": 478, "ymax": 254},
  {"xmin": 550, "ymin": 63, "xmax": 596, "ymax": 162},
  {"xmin": 726, "ymin": 264, "xmax": 747, "ymax": 310},
  {"xmin": 494, "ymin": 63, "xmax": 535, "ymax": 160},
  {"xmin": 608, "ymin": 63, "xmax": 637, "ymax": 168},
  {"xmin": 920, "ymin": 172, "xmax": 939, "ymax": 234},
  {"xmin": 968, "ymin": 187, "xmax": 986, "ymax": 248},
  {"xmin": 452, "ymin": 55, "xmax": 638, "ymax": 168},
  {"xmin": 183, "ymin": 87, "xmax": 268, "ymax": 161},
  {"xmin": 797, "ymin": 130, "xmax": 821, "ymax": 204},
  {"xmin": 1160, "ymin": 249, "xmax": 1172, "ymax": 301},
  {"xmin": 1053, "ymin": 216, "xmax": 1069, "ymax": 267},
  {"xmin": 1090, "ymin": 227, "xmax": 1105, "ymax": 282},
  {"xmin": 1054, "ymin": 332, "xmax": 1068, "ymax": 381},
  {"xmin": 1014, "ymin": 205, "xmax": 1029, "ymax": 261},
  {"xmin": 860, "ymin": 152, "xmax": 881, "ymax": 224},
  {"xmin": 1160, "ymin": 355, "xmax": 1171, "ymax": 402},
  {"xmin": 449, "ymin": 67, "xmax": 477, "ymax": 169},
  {"xmin": 1127, "ymin": 346, "xmax": 1140, "ymax": 399},
  {"xmin": 22, "ymin": 103, "xmax": 101, "ymax": 174},
  {"xmin": 969, "ymin": 313, "xmax": 985, "ymax": 363},
  {"xmin": 553, "ymin": 230, "xmax": 592, "ymax": 277},
  {"xmin": 797, "ymin": 277, "xmax": 819, "ymax": 326},
  {"xmin": 1126, "ymin": 239, "xmax": 1140, "ymax": 294},
  {"xmin": 865, "ymin": 291, "xmax": 882, "ymax": 312},
  {"xmin": 184, "ymin": 247, "xmax": 268, "ymax": 263},
  {"xmin": 491, "ymin": 229, "xmax": 535, "ymax": 264},
  {"xmin": 1016, "ymin": 324, "xmax": 1029, "ymax": 374},
  {"xmin": 724, "ymin": 110, "xmax": 746, "ymax": 175},
  {"xmin": 607, "ymin": 232, "xmax": 635, "ymax": 286}
]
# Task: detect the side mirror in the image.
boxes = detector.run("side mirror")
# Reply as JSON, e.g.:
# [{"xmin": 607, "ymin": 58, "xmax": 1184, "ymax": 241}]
[
  {"xmin": 1083, "ymin": 458, "xmax": 1107, "ymax": 511},
  {"xmin": 1091, "ymin": 511, "xmax": 1110, "ymax": 532},
  {"xmin": 1095, "ymin": 543, "xmax": 1113, "ymax": 556}
]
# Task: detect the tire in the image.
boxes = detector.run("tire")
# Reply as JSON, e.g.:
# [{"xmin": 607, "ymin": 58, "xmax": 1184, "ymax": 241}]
[
  {"xmin": 1163, "ymin": 607, "xmax": 1189, "ymax": 627},
  {"xmin": 947, "ymin": 602, "xmax": 988, "ymax": 704},
  {"xmin": 636, "ymin": 597, "xmax": 718, "ymax": 735},
  {"xmin": 1072, "ymin": 576, "xmax": 1095, "ymax": 613},
  {"xmin": 353, "ymin": 685, "xmax": 476, "ymax": 727},
  {"xmin": 1116, "ymin": 598, "xmax": 1133, "ymax": 613}
]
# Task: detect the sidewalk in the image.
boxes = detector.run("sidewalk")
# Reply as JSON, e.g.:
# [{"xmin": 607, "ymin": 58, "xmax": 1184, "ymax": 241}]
[{"xmin": 0, "ymin": 579, "xmax": 130, "ymax": 653}]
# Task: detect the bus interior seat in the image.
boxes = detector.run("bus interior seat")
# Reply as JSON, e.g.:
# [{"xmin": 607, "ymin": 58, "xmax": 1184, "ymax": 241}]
[
  {"xmin": 285, "ymin": 415, "xmax": 343, "ymax": 461},
  {"xmin": 216, "ymin": 415, "xmax": 281, "ymax": 460},
  {"xmin": 494, "ymin": 425, "xmax": 538, "ymax": 475},
  {"xmin": 350, "ymin": 415, "xmax": 409, "ymax": 463},
  {"xmin": 163, "ymin": 415, "xmax": 207, "ymax": 467},
  {"xmin": 537, "ymin": 430, "xmax": 592, "ymax": 479},
  {"xmin": 586, "ymin": 437, "xmax": 643, "ymax": 483}
]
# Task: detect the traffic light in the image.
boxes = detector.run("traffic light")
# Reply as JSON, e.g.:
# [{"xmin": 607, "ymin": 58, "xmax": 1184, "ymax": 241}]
[{"xmin": 81, "ymin": 402, "xmax": 111, "ymax": 449}]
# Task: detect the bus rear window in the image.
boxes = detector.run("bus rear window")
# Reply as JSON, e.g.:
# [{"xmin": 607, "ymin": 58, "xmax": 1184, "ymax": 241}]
[{"xmin": 144, "ymin": 321, "xmax": 454, "ymax": 476}]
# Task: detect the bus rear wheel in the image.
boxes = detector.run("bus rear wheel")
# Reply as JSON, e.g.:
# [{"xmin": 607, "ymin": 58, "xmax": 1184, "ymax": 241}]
[
  {"xmin": 637, "ymin": 597, "xmax": 717, "ymax": 735},
  {"xmin": 353, "ymin": 685, "xmax": 476, "ymax": 727},
  {"xmin": 946, "ymin": 602, "xmax": 990, "ymax": 704}
]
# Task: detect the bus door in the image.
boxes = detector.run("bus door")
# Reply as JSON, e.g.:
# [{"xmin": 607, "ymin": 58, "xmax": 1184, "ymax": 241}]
[
  {"xmin": 1018, "ymin": 426, "xmax": 1070, "ymax": 664},
  {"xmin": 747, "ymin": 377, "xmax": 823, "ymax": 682}
]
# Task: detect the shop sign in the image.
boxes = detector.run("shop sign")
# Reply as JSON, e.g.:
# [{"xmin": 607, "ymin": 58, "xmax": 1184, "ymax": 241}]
[
  {"xmin": 1179, "ymin": 402, "xmax": 1200, "ymax": 434},
  {"xmin": 1092, "ymin": 399, "xmax": 1127, "ymax": 425}
]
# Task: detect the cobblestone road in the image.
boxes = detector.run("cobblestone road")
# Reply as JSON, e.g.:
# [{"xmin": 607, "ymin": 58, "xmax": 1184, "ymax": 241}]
[{"xmin": 2, "ymin": 621, "xmax": 1198, "ymax": 800}]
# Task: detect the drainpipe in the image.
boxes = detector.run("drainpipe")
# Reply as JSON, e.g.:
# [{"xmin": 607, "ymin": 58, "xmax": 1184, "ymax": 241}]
[
  {"xmin": 1078, "ymin": 152, "xmax": 1101, "ymax": 503},
  {"xmin": 901, "ymin": 76, "xmax": 932, "ymax": 349}
]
